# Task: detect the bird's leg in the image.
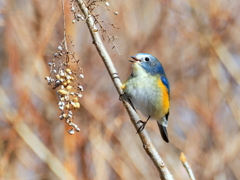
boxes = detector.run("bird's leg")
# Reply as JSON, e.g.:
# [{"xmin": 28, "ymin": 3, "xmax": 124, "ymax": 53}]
[
  {"xmin": 119, "ymin": 93, "xmax": 126, "ymax": 101},
  {"xmin": 137, "ymin": 116, "xmax": 151, "ymax": 133},
  {"xmin": 119, "ymin": 93, "xmax": 136, "ymax": 111}
]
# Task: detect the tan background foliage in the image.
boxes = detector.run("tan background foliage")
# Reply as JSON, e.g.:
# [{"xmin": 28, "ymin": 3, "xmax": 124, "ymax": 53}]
[{"xmin": 0, "ymin": 0, "xmax": 240, "ymax": 179}]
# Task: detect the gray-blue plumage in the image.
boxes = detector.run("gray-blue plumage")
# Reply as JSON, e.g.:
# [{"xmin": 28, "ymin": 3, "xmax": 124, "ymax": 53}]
[{"xmin": 123, "ymin": 53, "xmax": 170, "ymax": 143}]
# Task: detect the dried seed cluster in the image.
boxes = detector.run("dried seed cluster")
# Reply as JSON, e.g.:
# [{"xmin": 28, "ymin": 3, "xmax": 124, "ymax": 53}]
[
  {"xmin": 45, "ymin": 40, "xmax": 84, "ymax": 135},
  {"xmin": 70, "ymin": 0, "xmax": 85, "ymax": 24},
  {"xmin": 70, "ymin": 0, "xmax": 118, "ymax": 25}
]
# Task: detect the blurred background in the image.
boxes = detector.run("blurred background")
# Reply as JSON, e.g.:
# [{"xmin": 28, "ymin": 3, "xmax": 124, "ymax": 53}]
[{"xmin": 1, "ymin": 0, "xmax": 240, "ymax": 179}]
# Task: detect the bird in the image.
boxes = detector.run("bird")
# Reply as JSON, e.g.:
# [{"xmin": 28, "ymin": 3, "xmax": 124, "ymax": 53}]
[{"xmin": 121, "ymin": 53, "xmax": 170, "ymax": 143}]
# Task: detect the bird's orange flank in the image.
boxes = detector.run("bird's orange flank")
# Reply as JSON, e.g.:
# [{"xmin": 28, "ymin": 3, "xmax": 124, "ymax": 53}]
[{"xmin": 157, "ymin": 79, "xmax": 170, "ymax": 115}]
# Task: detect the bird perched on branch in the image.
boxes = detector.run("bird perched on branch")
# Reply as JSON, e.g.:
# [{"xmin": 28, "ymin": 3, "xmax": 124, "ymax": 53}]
[{"xmin": 122, "ymin": 53, "xmax": 170, "ymax": 143}]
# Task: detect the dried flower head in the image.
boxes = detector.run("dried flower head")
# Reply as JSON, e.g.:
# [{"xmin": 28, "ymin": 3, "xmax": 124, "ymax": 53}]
[{"xmin": 45, "ymin": 36, "xmax": 83, "ymax": 135}]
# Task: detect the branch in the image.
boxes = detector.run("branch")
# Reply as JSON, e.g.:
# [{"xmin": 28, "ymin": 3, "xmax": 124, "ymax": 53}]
[
  {"xmin": 180, "ymin": 152, "xmax": 196, "ymax": 180},
  {"xmin": 61, "ymin": 0, "xmax": 68, "ymax": 51},
  {"xmin": 76, "ymin": 1, "xmax": 174, "ymax": 179}
]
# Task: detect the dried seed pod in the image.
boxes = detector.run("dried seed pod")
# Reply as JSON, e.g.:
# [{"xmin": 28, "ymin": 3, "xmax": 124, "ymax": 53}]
[
  {"xmin": 45, "ymin": 76, "xmax": 51, "ymax": 81},
  {"xmin": 64, "ymin": 95, "xmax": 69, "ymax": 101},
  {"xmin": 65, "ymin": 69, "xmax": 71, "ymax": 73},
  {"xmin": 58, "ymin": 89, "xmax": 68, "ymax": 95},
  {"xmin": 66, "ymin": 119, "xmax": 70, "ymax": 124},
  {"xmin": 62, "ymin": 81, "xmax": 68, "ymax": 86},
  {"xmin": 59, "ymin": 106, "xmax": 64, "ymax": 110},
  {"xmin": 65, "ymin": 104, "xmax": 71, "ymax": 109},
  {"xmin": 58, "ymin": 101, "xmax": 65, "ymax": 106},
  {"xmin": 66, "ymin": 85, "xmax": 72, "ymax": 90},
  {"xmin": 55, "ymin": 80, "xmax": 61, "ymax": 84},
  {"xmin": 74, "ymin": 102, "xmax": 80, "ymax": 108},
  {"xmin": 66, "ymin": 75, "xmax": 72, "ymax": 80},
  {"xmin": 58, "ymin": 46, "xmax": 63, "ymax": 51},
  {"xmin": 70, "ymin": 101, "xmax": 76, "ymax": 106},
  {"xmin": 56, "ymin": 74, "xmax": 60, "ymax": 79},
  {"xmin": 73, "ymin": 97, "xmax": 78, "ymax": 102},
  {"xmin": 78, "ymin": 86, "xmax": 83, "ymax": 91},
  {"xmin": 59, "ymin": 71, "xmax": 65, "ymax": 77},
  {"xmin": 70, "ymin": 6, "xmax": 75, "ymax": 12},
  {"xmin": 75, "ymin": 93, "xmax": 83, "ymax": 98},
  {"xmin": 73, "ymin": 123, "xmax": 78, "ymax": 129},
  {"xmin": 54, "ymin": 80, "xmax": 61, "ymax": 88}
]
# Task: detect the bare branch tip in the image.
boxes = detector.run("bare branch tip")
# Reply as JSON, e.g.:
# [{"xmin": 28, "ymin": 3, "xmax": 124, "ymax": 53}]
[{"xmin": 180, "ymin": 152, "xmax": 187, "ymax": 163}]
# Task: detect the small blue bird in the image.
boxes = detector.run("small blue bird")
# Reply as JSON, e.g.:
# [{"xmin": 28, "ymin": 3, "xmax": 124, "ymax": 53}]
[{"xmin": 122, "ymin": 53, "xmax": 170, "ymax": 143}]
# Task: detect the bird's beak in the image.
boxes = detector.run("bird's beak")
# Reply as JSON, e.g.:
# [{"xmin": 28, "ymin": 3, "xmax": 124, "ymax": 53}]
[{"xmin": 129, "ymin": 56, "xmax": 141, "ymax": 63}]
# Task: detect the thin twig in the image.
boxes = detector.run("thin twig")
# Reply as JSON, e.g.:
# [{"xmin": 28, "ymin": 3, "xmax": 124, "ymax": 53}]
[
  {"xmin": 180, "ymin": 152, "xmax": 196, "ymax": 180},
  {"xmin": 92, "ymin": 15, "xmax": 121, "ymax": 55},
  {"xmin": 76, "ymin": 0, "xmax": 173, "ymax": 179},
  {"xmin": 61, "ymin": 0, "xmax": 68, "ymax": 51}
]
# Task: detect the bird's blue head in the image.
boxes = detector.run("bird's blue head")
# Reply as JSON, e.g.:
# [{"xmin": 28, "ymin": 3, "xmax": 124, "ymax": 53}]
[{"xmin": 130, "ymin": 53, "xmax": 166, "ymax": 76}]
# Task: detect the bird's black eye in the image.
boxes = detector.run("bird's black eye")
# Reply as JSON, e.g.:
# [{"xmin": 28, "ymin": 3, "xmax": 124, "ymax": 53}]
[{"xmin": 145, "ymin": 57, "xmax": 150, "ymax": 61}]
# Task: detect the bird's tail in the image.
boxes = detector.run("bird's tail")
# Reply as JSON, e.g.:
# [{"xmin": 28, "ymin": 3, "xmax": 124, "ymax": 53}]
[{"xmin": 157, "ymin": 118, "xmax": 169, "ymax": 143}]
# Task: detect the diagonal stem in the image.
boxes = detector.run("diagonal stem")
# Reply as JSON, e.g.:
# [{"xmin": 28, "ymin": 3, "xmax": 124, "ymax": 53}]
[{"xmin": 76, "ymin": 1, "xmax": 174, "ymax": 179}]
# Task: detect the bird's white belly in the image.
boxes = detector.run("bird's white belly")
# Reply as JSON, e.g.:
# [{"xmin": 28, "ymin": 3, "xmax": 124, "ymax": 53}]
[{"xmin": 124, "ymin": 75, "xmax": 163, "ymax": 120}]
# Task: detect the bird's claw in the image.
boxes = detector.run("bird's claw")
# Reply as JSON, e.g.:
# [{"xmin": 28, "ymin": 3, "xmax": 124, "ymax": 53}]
[
  {"xmin": 136, "ymin": 120, "xmax": 147, "ymax": 133},
  {"xmin": 137, "ymin": 120, "xmax": 145, "ymax": 124},
  {"xmin": 119, "ymin": 93, "xmax": 126, "ymax": 101},
  {"xmin": 136, "ymin": 116, "xmax": 151, "ymax": 134}
]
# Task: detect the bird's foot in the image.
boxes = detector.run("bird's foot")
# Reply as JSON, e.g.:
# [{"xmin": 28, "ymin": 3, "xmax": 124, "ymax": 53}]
[
  {"xmin": 119, "ymin": 93, "xmax": 126, "ymax": 101},
  {"xmin": 136, "ymin": 116, "xmax": 151, "ymax": 133},
  {"xmin": 136, "ymin": 120, "xmax": 147, "ymax": 133},
  {"xmin": 119, "ymin": 94, "xmax": 137, "ymax": 111}
]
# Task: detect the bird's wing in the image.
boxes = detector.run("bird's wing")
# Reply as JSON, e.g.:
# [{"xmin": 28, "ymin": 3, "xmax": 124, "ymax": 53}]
[
  {"xmin": 160, "ymin": 76, "xmax": 170, "ymax": 94},
  {"xmin": 157, "ymin": 117, "xmax": 169, "ymax": 143}
]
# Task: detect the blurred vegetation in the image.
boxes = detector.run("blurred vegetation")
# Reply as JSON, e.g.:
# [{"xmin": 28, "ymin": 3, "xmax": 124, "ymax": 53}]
[{"xmin": 1, "ymin": 0, "xmax": 240, "ymax": 179}]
